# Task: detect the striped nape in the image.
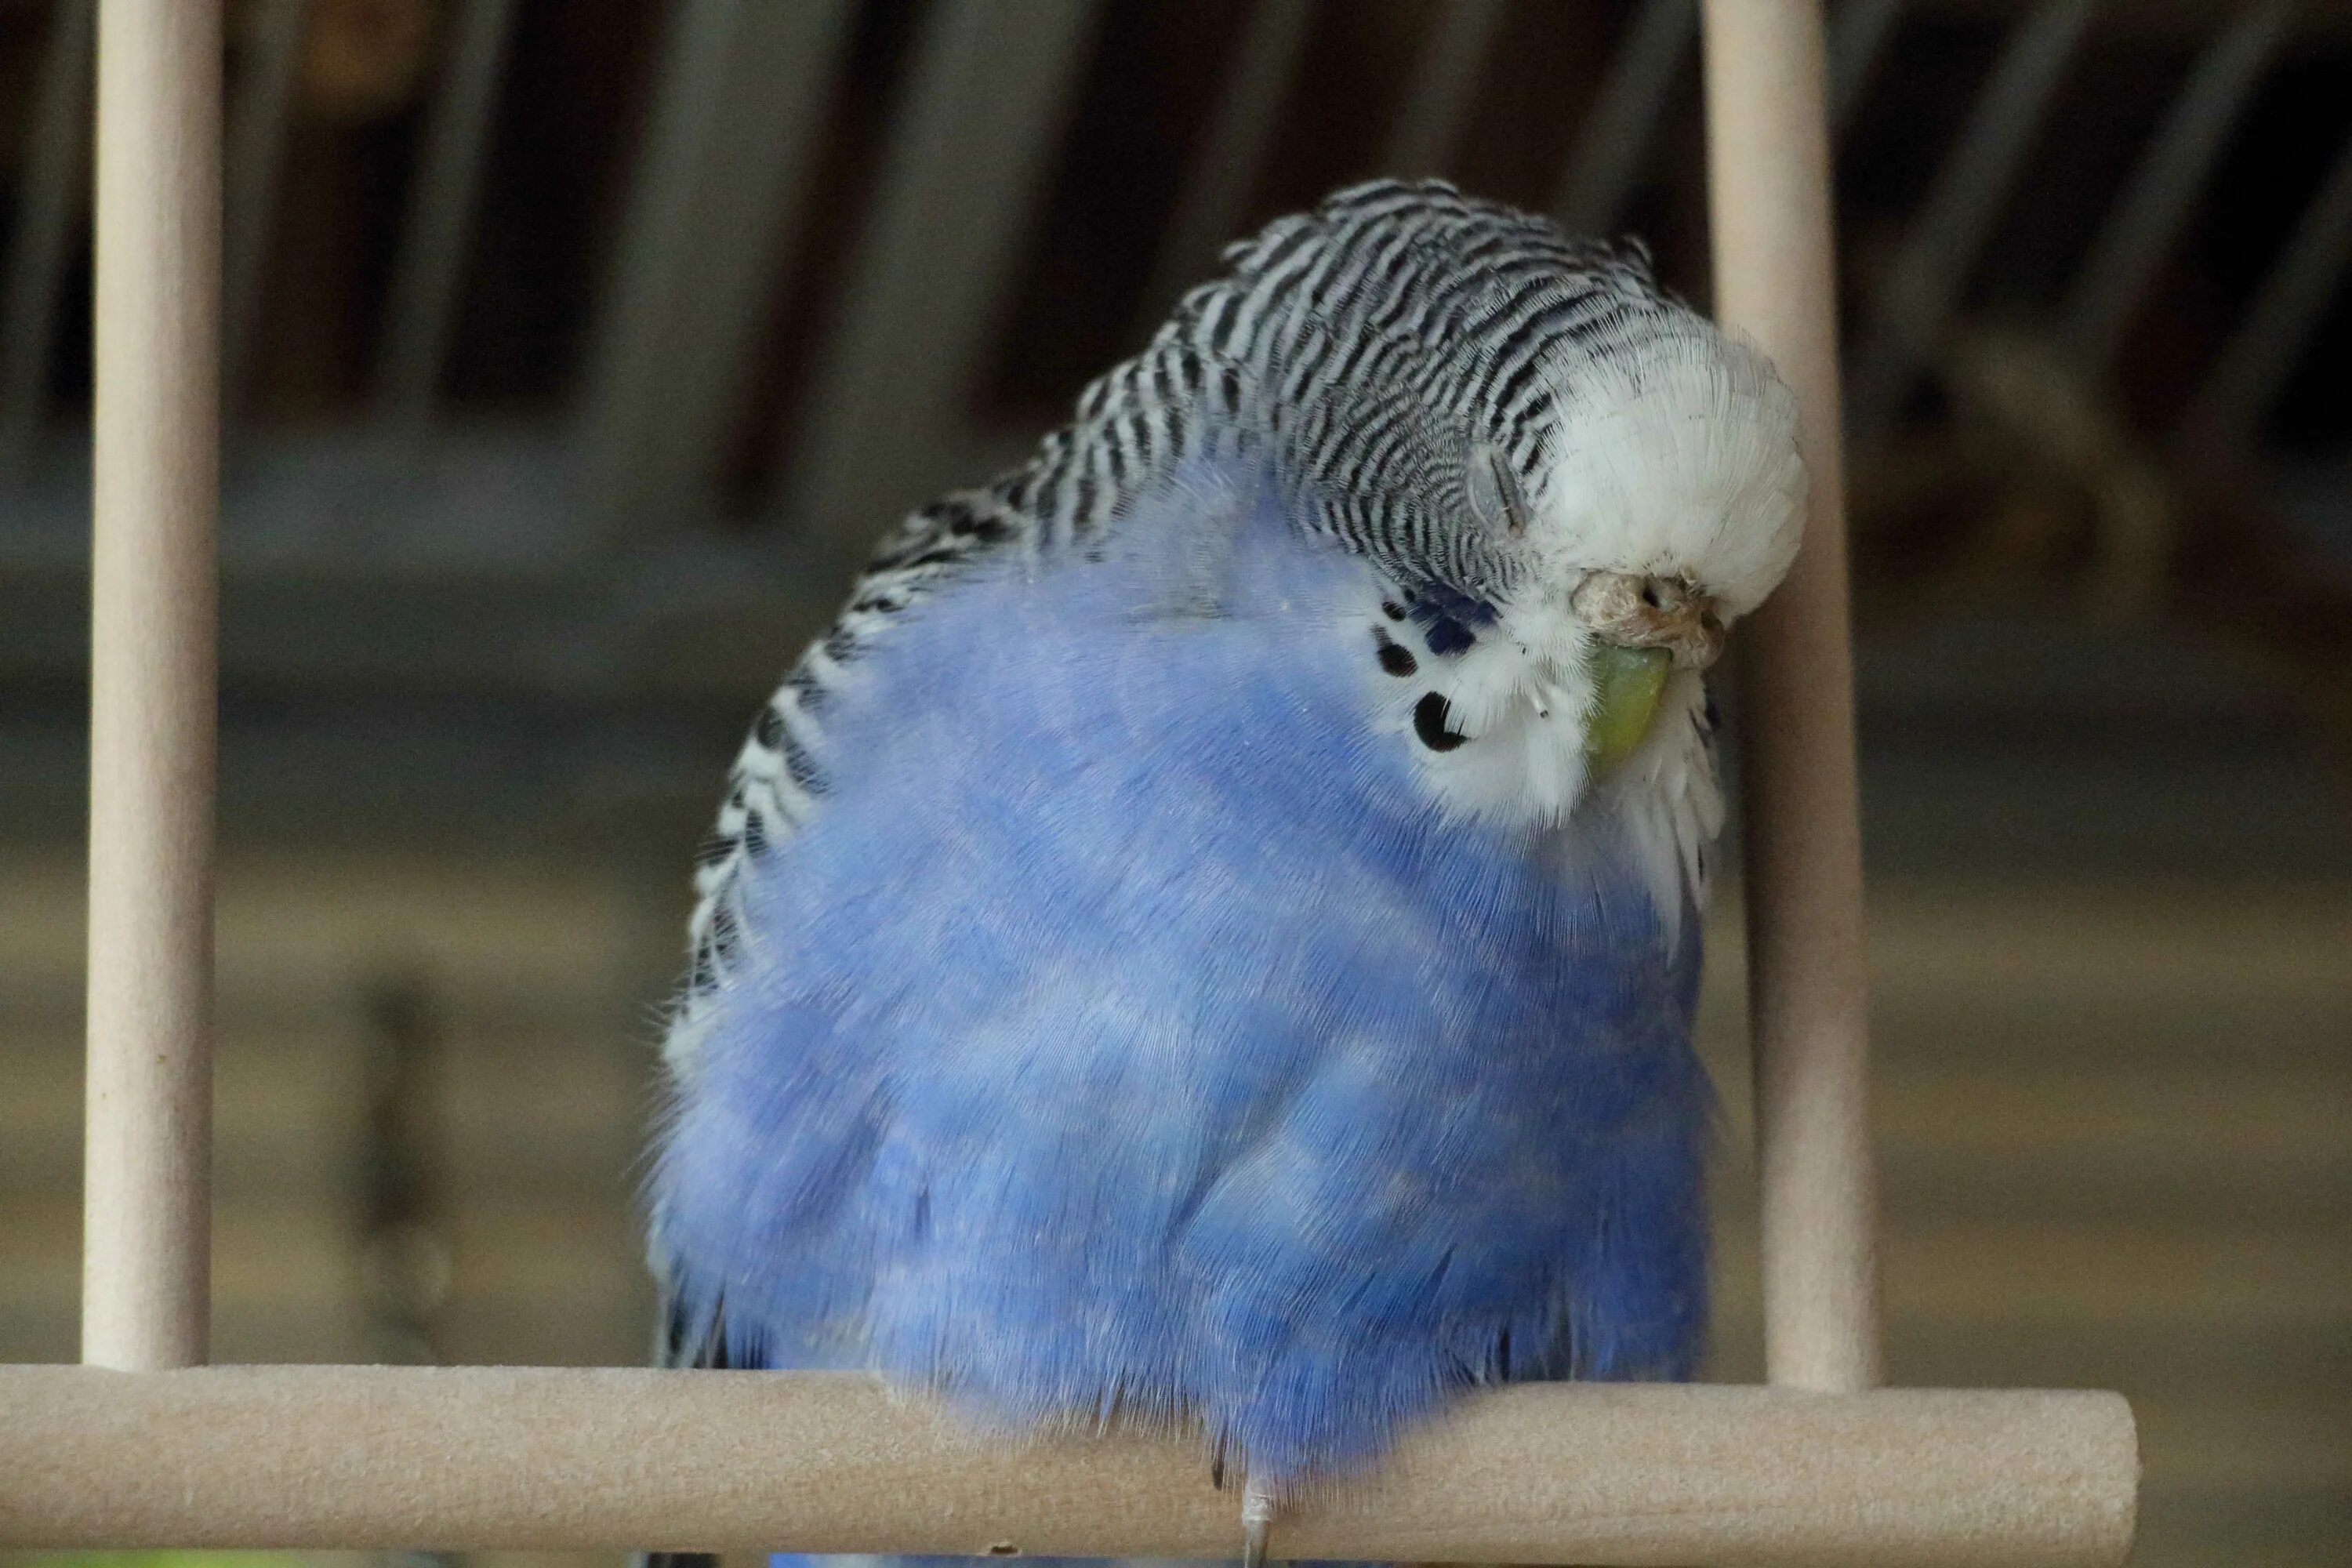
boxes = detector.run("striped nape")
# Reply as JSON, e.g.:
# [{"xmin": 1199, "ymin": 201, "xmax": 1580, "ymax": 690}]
[{"xmin": 668, "ymin": 181, "xmax": 1684, "ymax": 1044}]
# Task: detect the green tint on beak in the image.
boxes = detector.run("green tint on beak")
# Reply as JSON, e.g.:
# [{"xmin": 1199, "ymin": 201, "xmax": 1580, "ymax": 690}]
[{"xmin": 1584, "ymin": 644, "xmax": 1673, "ymax": 773}]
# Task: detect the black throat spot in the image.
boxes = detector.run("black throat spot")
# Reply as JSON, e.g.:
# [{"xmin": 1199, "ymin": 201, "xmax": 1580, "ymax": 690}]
[
  {"xmin": 1414, "ymin": 691, "xmax": 1469, "ymax": 751},
  {"xmin": 1373, "ymin": 627, "xmax": 1418, "ymax": 677}
]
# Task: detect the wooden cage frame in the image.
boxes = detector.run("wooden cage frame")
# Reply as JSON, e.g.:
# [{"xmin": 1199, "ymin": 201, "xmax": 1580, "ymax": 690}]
[{"xmin": 0, "ymin": 3, "xmax": 2139, "ymax": 1563}]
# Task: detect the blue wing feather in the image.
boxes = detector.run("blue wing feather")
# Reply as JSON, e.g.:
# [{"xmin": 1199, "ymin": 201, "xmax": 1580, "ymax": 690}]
[{"xmin": 652, "ymin": 463, "xmax": 1711, "ymax": 1487}]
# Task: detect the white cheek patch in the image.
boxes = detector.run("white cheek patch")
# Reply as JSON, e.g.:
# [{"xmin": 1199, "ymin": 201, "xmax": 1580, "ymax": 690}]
[
  {"xmin": 1356, "ymin": 586, "xmax": 1722, "ymax": 938},
  {"xmin": 1359, "ymin": 592, "xmax": 1600, "ymax": 829},
  {"xmin": 1403, "ymin": 640, "xmax": 1596, "ymax": 828}
]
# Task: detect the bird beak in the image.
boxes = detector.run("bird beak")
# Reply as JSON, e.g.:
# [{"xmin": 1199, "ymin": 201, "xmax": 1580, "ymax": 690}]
[
  {"xmin": 1569, "ymin": 570, "xmax": 1719, "ymax": 773},
  {"xmin": 1584, "ymin": 644, "xmax": 1674, "ymax": 772}
]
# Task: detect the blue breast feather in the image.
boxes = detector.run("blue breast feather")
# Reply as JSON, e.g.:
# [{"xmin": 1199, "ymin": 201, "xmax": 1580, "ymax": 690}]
[{"xmin": 652, "ymin": 463, "xmax": 1712, "ymax": 1489}]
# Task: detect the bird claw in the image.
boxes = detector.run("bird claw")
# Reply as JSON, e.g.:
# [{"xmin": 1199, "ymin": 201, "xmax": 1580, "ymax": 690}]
[{"xmin": 1241, "ymin": 1473, "xmax": 1276, "ymax": 1568}]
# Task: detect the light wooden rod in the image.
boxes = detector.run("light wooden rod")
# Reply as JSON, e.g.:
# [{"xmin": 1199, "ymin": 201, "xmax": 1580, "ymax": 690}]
[
  {"xmin": 1699, "ymin": 0, "xmax": 1885, "ymax": 1393},
  {"xmin": 0, "ymin": 1367, "xmax": 2136, "ymax": 1566},
  {"xmin": 83, "ymin": 0, "xmax": 222, "ymax": 1373}
]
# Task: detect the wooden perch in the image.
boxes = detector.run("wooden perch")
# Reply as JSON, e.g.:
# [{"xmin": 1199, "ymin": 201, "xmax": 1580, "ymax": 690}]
[{"xmin": 0, "ymin": 1367, "xmax": 2136, "ymax": 1566}]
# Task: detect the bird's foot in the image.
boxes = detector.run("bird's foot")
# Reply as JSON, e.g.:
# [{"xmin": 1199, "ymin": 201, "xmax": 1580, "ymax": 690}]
[{"xmin": 1241, "ymin": 1472, "xmax": 1277, "ymax": 1568}]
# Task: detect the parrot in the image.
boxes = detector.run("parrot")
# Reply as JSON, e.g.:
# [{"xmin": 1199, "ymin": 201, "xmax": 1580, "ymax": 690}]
[{"xmin": 644, "ymin": 180, "xmax": 1806, "ymax": 1566}]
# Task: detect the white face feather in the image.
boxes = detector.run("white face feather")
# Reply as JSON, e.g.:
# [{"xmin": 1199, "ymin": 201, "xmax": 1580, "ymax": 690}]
[
  {"xmin": 1519, "ymin": 320, "xmax": 1806, "ymax": 622},
  {"xmin": 1381, "ymin": 319, "xmax": 1802, "ymax": 927}
]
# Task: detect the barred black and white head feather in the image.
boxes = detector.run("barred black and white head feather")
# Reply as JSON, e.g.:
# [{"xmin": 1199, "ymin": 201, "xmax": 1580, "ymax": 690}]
[{"xmin": 670, "ymin": 180, "xmax": 1805, "ymax": 1065}]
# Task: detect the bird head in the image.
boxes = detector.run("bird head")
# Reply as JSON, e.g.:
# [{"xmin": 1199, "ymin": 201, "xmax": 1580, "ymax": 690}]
[
  {"xmin": 1494, "ymin": 313, "xmax": 1803, "ymax": 767},
  {"xmin": 1369, "ymin": 292, "xmax": 1806, "ymax": 827},
  {"xmin": 1153, "ymin": 183, "xmax": 1808, "ymax": 828}
]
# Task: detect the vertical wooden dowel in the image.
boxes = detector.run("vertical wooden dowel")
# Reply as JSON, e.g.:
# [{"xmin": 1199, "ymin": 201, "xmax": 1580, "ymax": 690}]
[
  {"xmin": 1699, "ymin": 0, "xmax": 1884, "ymax": 1393},
  {"xmin": 83, "ymin": 0, "xmax": 222, "ymax": 1373}
]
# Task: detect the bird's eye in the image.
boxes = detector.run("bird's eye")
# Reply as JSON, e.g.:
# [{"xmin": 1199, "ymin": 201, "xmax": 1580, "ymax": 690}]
[{"xmin": 1465, "ymin": 442, "xmax": 1528, "ymax": 537}]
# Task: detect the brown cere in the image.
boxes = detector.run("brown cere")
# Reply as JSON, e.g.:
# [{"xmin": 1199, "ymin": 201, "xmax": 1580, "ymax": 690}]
[{"xmin": 1568, "ymin": 571, "xmax": 1726, "ymax": 668}]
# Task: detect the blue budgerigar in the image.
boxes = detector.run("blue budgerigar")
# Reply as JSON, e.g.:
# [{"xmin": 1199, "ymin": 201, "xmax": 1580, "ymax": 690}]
[{"xmin": 647, "ymin": 180, "xmax": 1805, "ymax": 1563}]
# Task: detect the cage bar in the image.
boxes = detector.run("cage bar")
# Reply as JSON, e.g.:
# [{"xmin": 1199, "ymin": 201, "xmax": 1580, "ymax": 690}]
[
  {"xmin": 82, "ymin": 0, "xmax": 223, "ymax": 1374},
  {"xmin": 0, "ymin": 0, "xmax": 95, "ymax": 466},
  {"xmin": 1701, "ymin": 0, "xmax": 1884, "ymax": 1393},
  {"xmin": 2060, "ymin": 1, "xmax": 2290, "ymax": 370},
  {"xmin": 1849, "ymin": 0, "xmax": 2097, "ymax": 426},
  {"xmin": 1381, "ymin": 0, "xmax": 1506, "ymax": 178},
  {"xmin": 776, "ymin": 0, "xmax": 1097, "ymax": 563},
  {"xmin": 0, "ymin": 1367, "xmax": 2137, "ymax": 1565},
  {"xmin": 2186, "ymin": 123, "xmax": 2352, "ymax": 449},
  {"xmin": 575, "ymin": 0, "xmax": 853, "ymax": 520},
  {"xmin": 1555, "ymin": 0, "xmax": 1696, "ymax": 234},
  {"xmin": 1137, "ymin": 0, "xmax": 1316, "ymax": 325},
  {"xmin": 375, "ymin": 0, "xmax": 521, "ymax": 427},
  {"xmin": 218, "ymin": 0, "xmax": 304, "ymax": 416},
  {"xmin": 1826, "ymin": 0, "xmax": 1906, "ymax": 130}
]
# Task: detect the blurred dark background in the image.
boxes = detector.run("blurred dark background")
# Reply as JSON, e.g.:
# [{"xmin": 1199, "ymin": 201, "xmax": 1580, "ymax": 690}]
[{"xmin": 2, "ymin": 2, "xmax": 2347, "ymax": 1566}]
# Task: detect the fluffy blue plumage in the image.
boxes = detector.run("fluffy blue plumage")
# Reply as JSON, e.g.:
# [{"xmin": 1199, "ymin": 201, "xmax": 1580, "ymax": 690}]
[{"xmin": 650, "ymin": 463, "xmax": 1713, "ymax": 1489}]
